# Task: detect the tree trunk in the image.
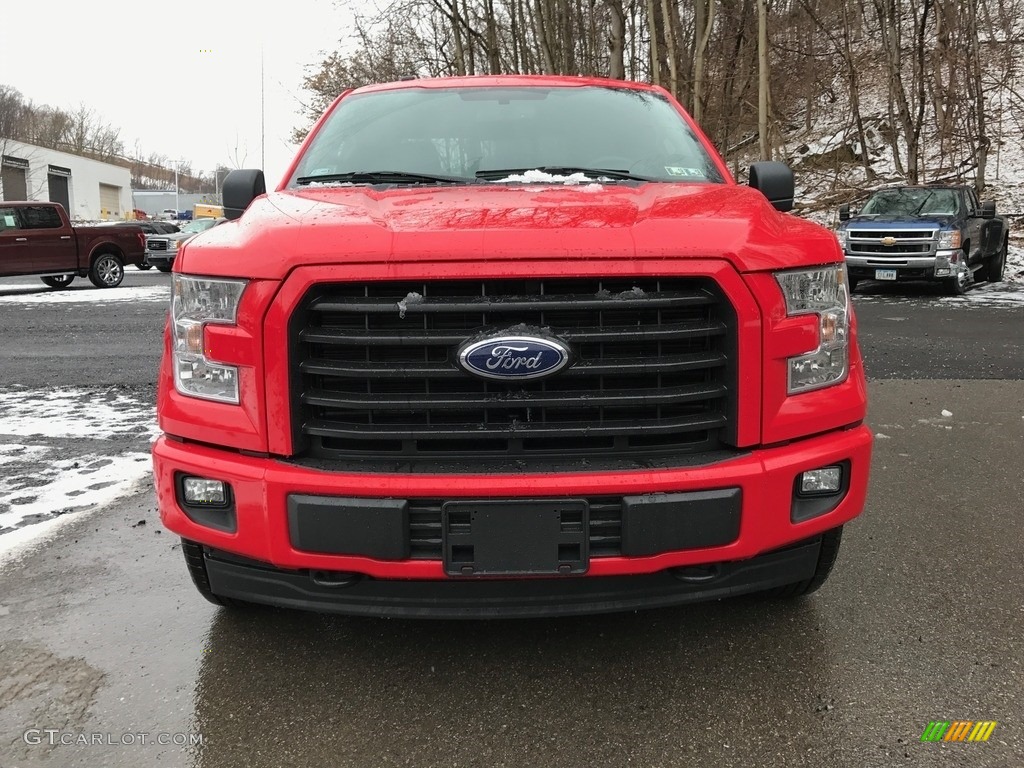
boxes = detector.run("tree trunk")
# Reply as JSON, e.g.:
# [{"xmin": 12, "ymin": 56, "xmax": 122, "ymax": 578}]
[
  {"xmin": 606, "ymin": 0, "xmax": 626, "ymax": 79},
  {"xmin": 757, "ymin": 0, "xmax": 770, "ymax": 160}
]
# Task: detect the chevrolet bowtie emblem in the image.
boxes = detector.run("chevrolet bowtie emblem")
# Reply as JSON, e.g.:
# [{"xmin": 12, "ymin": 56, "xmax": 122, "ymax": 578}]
[{"xmin": 880, "ymin": 237, "xmax": 897, "ymax": 246}]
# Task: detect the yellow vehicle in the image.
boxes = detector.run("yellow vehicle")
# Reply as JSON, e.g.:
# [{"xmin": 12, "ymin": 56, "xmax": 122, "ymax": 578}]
[{"xmin": 193, "ymin": 203, "xmax": 224, "ymax": 219}]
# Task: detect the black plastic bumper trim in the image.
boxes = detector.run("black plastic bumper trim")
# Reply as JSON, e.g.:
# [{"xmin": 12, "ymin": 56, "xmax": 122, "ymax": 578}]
[
  {"xmin": 201, "ymin": 537, "xmax": 822, "ymax": 619},
  {"xmin": 288, "ymin": 495, "xmax": 409, "ymax": 560},
  {"xmin": 621, "ymin": 488, "xmax": 741, "ymax": 556}
]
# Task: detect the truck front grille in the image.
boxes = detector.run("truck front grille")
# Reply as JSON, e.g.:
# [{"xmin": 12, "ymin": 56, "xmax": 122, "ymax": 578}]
[
  {"xmin": 289, "ymin": 278, "xmax": 737, "ymax": 468},
  {"xmin": 847, "ymin": 229, "xmax": 935, "ymax": 257},
  {"xmin": 147, "ymin": 239, "xmax": 168, "ymax": 251}
]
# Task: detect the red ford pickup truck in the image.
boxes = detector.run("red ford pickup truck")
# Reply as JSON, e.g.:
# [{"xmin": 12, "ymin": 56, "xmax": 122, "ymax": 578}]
[
  {"xmin": 0, "ymin": 202, "xmax": 145, "ymax": 289},
  {"xmin": 154, "ymin": 76, "xmax": 872, "ymax": 618}
]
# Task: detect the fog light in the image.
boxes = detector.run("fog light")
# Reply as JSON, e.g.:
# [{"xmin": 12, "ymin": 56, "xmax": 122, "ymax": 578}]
[
  {"xmin": 182, "ymin": 477, "xmax": 228, "ymax": 506},
  {"xmin": 800, "ymin": 466, "xmax": 842, "ymax": 495}
]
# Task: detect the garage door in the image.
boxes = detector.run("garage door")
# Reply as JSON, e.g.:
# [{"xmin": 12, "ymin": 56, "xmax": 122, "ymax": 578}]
[
  {"xmin": 48, "ymin": 165, "xmax": 72, "ymax": 215},
  {"xmin": 99, "ymin": 183, "xmax": 121, "ymax": 220},
  {"xmin": 1, "ymin": 156, "xmax": 29, "ymax": 200}
]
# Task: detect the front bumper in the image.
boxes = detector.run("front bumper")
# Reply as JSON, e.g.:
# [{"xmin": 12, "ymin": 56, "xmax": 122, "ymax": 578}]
[
  {"xmin": 845, "ymin": 250, "xmax": 958, "ymax": 282},
  {"xmin": 144, "ymin": 251, "xmax": 175, "ymax": 268},
  {"xmin": 154, "ymin": 424, "xmax": 871, "ymax": 583},
  {"xmin": 196, "ymin": 534, "xmax": 827, "ymax": 618}
]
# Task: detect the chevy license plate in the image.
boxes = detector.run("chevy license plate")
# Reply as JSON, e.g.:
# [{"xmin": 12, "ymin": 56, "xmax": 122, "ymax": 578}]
[{"xmin": 875, "ymin": 269, "xmax": 897, "ymax": 281}]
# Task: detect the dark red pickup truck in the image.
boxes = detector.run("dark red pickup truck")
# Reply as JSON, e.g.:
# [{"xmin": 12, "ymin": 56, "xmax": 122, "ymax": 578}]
[{"xmin": 0, "ymin": 202, "xmax": 146, "ymax": 289}]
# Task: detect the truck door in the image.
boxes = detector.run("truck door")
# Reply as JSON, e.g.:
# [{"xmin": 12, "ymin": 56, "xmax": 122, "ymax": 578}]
[
  {"xmin": 0, "ymin": 205, "xmax": 33, "ymax": 276},
  {"xmin": 18, "ymin": 205, "xmax": 78, "ymax": 273},
  {"xmin": 962, "ymin": 188, "xmax": 985, "ymax": 263}
]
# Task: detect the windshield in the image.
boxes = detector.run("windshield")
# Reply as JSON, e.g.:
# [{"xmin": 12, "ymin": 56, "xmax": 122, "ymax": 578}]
[
  {"xmin": 289, "ymin": 85, "xmax": 725, "ymax": 185},
  {"xmin": 181, "ymin": 218, "xmax": 218, "ymax": 234},
  {"xmin": 860, "ymin": 189, "xmax": 960, "ymax": 216}
]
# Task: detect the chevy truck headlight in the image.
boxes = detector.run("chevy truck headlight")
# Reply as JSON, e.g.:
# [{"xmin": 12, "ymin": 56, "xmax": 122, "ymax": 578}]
[
  {"xmin": 171, "ymin": 275, "xmax": 248, "ymax": 403},
  {"xmin": 937, "ymin": 229, "xmax": 961, "ymax": 249},
  {"xmin": 775, "ymin": 264, "xmax": 850, "ymax": 394},
  {"xmin": 836, "ymin": 228, "xmax": 848, "ymax": 250}
]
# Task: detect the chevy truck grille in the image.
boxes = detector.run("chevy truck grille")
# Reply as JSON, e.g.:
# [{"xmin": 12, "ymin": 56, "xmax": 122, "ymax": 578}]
[
  {"xmin": 290, "ymin": 278, "xmax": 737, "ymax": 468},
  {"xmin": 847, "ymin": 229, "xmax": 936, "ymax": 257}
]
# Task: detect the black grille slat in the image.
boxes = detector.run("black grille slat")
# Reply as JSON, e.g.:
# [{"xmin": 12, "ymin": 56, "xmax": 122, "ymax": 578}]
[
  {"xmin": 290, "ymin": 278, "xmax": 737, "ymax": 466},
  {"xmin": 305, "ymin": 414, "xmax": 726, "ymax": 440},
  {"xmin": 303, "ymin": 383, "xmax": 727, "ymax": 411},
  {"xmin": 300, "ymin": 320, "xmax": 728, "ymax": 347}
]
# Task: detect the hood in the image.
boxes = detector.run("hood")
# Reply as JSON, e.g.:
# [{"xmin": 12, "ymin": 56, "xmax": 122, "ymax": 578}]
[
  {"xmin": 179, "ymin": 183, "xmax": 841, "ymax": 279},
  {"xmin": 842, "ymin": 214, "xmax": 957, "ymax": 229}
]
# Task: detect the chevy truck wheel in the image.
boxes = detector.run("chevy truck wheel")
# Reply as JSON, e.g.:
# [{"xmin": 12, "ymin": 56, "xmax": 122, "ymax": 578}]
[
  {"xmin": 89, "ymin": 254, "xmax": 125, "ymax": 288},
  {"xmin": 41, "ymin": 274, "xmax": 75, "ymax": 289},
  {"xmin": 762, "ymin": 526, "xmax": 843, "ymax": 598},
  {"xmin": 986, "ymin": 242, "xmax": 1006, "ymax": 283},
  {"xmin": 945, "ymin": 259, "xmax": 970, "ymax": 296}
]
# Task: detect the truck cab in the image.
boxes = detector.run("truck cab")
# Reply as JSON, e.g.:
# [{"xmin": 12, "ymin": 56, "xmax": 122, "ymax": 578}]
[{"xmin": 837, "ymin": 186, "xmax": 1009, "ymax": 295}]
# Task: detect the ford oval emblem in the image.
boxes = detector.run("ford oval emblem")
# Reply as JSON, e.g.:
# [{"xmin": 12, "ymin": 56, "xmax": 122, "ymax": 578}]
[{"xmin": 458, "ymin": 335, "xmax": 571, "ymax": 381}]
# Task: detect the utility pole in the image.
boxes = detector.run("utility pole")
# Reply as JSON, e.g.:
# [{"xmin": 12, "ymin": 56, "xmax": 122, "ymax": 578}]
[{"xmin": 261, "ymin": 44, "xmax": 265, "ymax": 170}]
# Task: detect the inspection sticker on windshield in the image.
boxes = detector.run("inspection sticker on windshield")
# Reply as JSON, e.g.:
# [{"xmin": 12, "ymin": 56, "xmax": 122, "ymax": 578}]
[{"xmin": 665, "ymin": 167, "xmax": 705, "ymax": 178}]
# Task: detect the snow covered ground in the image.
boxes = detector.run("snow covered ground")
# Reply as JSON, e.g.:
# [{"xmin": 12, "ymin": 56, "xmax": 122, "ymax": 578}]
[
  {"xmin": 0, "ymin": 388, "xmax": 158, "ymax": 566},
  {"xmin": 0, "ymin": 284, "xmax": 170, "ymax": 306}
]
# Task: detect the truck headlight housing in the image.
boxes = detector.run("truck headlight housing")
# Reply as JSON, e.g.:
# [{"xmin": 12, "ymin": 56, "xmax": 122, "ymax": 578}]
[
  {"xmin": 168, "ymin": 239, "xmax": 181, "ymax": 251},
  {"xmin": 171, "ymin": 275, "xmax": 248, "ymax": 403},
  {"xmin": 937, "ymin": 229, "xmax": 961, "ymax": 250},
  {"xmin": 775, "ymin": 264, "xmax": 850, "ymax": 394}
]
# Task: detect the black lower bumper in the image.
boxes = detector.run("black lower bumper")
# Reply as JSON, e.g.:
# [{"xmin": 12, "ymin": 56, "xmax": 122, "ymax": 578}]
[{"xmin": 200, "ymin": 537, "xmax": 824, "ymax": 619}]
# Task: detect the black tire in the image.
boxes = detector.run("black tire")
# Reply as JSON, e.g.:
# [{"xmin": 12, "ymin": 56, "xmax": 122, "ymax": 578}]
[
  {"xmin": 41, "ymin": 274, "xmax": 75, "ymax": 289},
  {"xmin": 137, "ymin": 263, "xmax": 153, "ymax": 271},
  {"xmin": 982, "ymin": 240, "xmax": 1006, "ymax": 284},
  {"xmin": 762, "ymin": 526, "xmax": 844, "ymax": 598},
  {"xmin": 847, "ymin": 276, "xmax": 859, "ymax": 294},
  {"xmin": 181, "ymin": 539, "xmax": 254, "ymax": 609},
  {"xmin": 88, "ymin": 253, "xmax": 125, "ymax": 288},
  {"xmin": 156, "ymin": 264, "xmax": 173, "ymax": 273}
]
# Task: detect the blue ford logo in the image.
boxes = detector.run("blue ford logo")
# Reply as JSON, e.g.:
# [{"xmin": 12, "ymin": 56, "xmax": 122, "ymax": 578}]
[{"xmin": 458, "ymin": 335, "xmax": 571, "ymax": 381}]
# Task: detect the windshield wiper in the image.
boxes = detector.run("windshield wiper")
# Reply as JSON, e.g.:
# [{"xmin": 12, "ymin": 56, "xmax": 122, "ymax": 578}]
[
  {"xmin": 475, "ymin": 166, "xmax": 653, "ymax": 182},
  {"xmin": 295, "ymin": 171, "xmax": 472, "ymax": 186}
]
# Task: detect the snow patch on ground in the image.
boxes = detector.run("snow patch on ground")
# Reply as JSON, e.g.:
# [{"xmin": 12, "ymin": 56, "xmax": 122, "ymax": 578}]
[
  {"xmin": 0, "ymin": 388, "xmax": 158, "ymax": 566},
  {"xmin": 0, "ymin": 285, "xmax": 169, "ymax": 305}
]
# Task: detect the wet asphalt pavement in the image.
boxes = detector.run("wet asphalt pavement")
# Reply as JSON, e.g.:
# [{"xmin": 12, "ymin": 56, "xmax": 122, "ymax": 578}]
[{"xmin": 1, "ymin": 273, "xmax": 1023, "ymax": 767}]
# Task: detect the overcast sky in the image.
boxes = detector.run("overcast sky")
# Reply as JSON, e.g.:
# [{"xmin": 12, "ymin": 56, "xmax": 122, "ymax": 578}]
[{"xmin": 0, "ymin": 1, "xmax": 353, "ymax": 186}]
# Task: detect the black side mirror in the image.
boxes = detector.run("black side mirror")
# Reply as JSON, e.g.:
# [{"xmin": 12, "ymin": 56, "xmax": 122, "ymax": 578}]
[
  {"xmin": 838, "ymin": 204, "xmax": 850, "ymax": 222},
  {"xmin": 980, "ymin": 200, "xmax": 996, "ymax": 219},
  {"xmin": 748, "ymin": 161, "xmax": 794, "ymax": 212},
  {"xmin": 223, "ymin": 169, "xmax": 266, "ymax": 220}
]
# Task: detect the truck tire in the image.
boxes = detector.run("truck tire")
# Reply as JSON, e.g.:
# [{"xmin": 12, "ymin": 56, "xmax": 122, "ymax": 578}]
[
  {"xmin": 978, "ymin": 240, "xmax": 1006, "ymax": 284},
  {"xmin": 945, "ymin": 247, "xmax": 971, "ymax": 296},
  {"xmin": 847, "ymin": 276, "xmax": 859, "ymax": 293},
  {"xmin": 181, "ymin": 539, "xmax": 255, "ymax": 609},
  {"xmin": 762, "ymin": 526, "xmax": 843, "ymax": 598},
  {"xmin": 156, "ymin": 265, "xmax": 173, "ymax": 273},
  {"xmin": 89, "ymin": 253, "xmax": 125, "ymax": 288},
  {"xmin": 41, "ymin": 274, "xmax": 75, "ymax": 289},
  {"xmin": 137, "ymin": 263, "xmax": 153, "ymax": 271}
]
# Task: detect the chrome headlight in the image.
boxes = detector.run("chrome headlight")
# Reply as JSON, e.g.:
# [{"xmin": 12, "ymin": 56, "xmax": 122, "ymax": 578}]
[
  {"xmin": 171, "ymin": 275, "xmax": 248, "ymax": 403},
  {"xmin": 775, "ymin": 264, "xmax": 850, "ymax": 394},
  {"xmin": 937, "ymin": 229, "xmax": 961, "ymax": 250}
]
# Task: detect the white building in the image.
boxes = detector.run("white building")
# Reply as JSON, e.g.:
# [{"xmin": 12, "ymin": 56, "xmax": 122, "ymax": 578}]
[{"xmin": 0, "ymin": 138, "xmax": 134, "ymax": 221}]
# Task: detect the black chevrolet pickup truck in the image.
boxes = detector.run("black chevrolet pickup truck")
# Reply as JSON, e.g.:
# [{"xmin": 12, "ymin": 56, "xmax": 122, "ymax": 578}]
[{"xmin": 836, "ymin": 186, "xmax": 1009, "ymax": 295}]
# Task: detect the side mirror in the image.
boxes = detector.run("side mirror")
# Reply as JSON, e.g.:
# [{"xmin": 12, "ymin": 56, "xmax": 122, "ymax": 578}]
[
  {"xmin": 838, "ymin": 204, "xmax": 851, "ymax": 222},
  {"xmin": 748, "ymin": 161, "xmax": 794, "ymax": 212},
  {"xmin": 223, "ymin": 169, "xmax": 266, "ymax": 220},
  {"xmin": 980, "ymin": 200, "xmax": 996, "ymax": 219}
]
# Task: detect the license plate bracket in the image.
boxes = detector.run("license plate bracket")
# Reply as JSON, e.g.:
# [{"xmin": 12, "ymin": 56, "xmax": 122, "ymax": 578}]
[
  {"xmin": 875, "ymin": 268, "xmax": 898, "ymax": 281},
  {"xmin": 442, "ymin": 500, "xmax": 589, "ymax": 577}
]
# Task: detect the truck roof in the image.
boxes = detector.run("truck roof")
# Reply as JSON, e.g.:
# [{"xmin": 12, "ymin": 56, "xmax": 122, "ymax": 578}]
[{"xmin": 352, "ymin": 74, "xmax": 664, "ymax": 96}]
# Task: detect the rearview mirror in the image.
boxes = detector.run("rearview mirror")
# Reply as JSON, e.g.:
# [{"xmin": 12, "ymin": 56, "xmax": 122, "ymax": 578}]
[
  {"xmin": 980, "ymin": 200, "xmax": 996, "ymax": 219},
  {"xmin": 223, "ymin": 169, "xmax": 267, "ymax": 221},
  {"xmin": 838, "ymin": 204, "xmax": 850, "ymax": 222},
  {"xmin": 748, "ymin": 162, "xmax": 794, "ymax": 212}
]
